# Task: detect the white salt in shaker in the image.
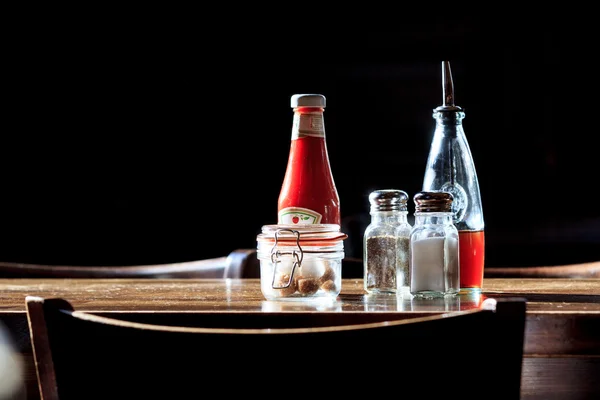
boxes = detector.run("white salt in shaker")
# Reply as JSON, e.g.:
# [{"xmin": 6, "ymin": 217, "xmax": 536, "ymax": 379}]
[{"xmin": 409, "ymin": 191, "xmax": 460, "ymax": 298}]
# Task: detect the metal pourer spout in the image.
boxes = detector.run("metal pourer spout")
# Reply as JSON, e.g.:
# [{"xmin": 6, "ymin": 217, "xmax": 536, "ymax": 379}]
[{"xmin": 435, "ymin": 61, "xmax": 462, "ymax": 112}]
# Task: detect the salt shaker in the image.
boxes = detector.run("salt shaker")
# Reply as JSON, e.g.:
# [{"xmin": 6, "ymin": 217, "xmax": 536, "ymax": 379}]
[
  {"xmin": 409, "ymin": 191, "xmax": 459, "ymax": 298},
  {"xmin": 363, "ymin": 189, "xmax": 411, "ymax": 295}
]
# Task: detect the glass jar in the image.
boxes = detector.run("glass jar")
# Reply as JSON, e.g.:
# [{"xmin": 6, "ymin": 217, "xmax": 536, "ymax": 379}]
[
  {"xmin": 409, "ymin": 191, "xmax": 460, "ymax": 298},
  {"xmin": 257, "ymin": 224, "xmax": 346, "ymax": 301}
]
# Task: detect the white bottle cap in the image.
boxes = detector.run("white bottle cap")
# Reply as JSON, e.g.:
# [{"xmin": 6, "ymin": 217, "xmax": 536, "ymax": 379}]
[{"xmin": 291, "ymin": 94, "xmax": 326, "ymax": 108}]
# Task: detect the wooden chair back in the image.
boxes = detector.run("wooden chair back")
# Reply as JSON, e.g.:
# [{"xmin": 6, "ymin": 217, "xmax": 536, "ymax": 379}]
[
  {"xmin": 485, "ymin": 261, "xmax": 600, "ymax": 279},
  {"xmin": 26, "ymin": 295, "xmax": 526, "ymax": 400},
  {"xmin": 0, "ymin": 249, "xmax": 260, "ymax": 279}
]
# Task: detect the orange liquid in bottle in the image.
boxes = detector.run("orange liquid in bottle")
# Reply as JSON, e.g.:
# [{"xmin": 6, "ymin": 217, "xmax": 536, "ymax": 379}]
[{"xmin": 458, "ymin": 230, "xmax": 485, "ymax": 290}]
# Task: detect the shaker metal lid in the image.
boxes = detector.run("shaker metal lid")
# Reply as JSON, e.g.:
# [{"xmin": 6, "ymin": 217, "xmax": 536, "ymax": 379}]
[
  {"xmin": 291, "ymin": 94, "xmax": 326, "ymax": 108},
  {"xmin": 413, "ymin": 191, "xmax": 454, "ymax": 213},
  {"xmin": 369, "ymin": 189, "xmax": 409, "ymax": 212}
]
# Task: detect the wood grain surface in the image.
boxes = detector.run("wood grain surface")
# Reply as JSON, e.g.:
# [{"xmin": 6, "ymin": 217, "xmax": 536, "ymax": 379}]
[{"xmin": 0, "ymin": 278, "xmax": 598, "ymax": 400}]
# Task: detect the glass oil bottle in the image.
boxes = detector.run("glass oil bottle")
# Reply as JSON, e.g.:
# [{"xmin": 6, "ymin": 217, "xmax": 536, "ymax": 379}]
[{"xmin": 422, "ymin": 61, "xmax": 485, "ymax": 292}]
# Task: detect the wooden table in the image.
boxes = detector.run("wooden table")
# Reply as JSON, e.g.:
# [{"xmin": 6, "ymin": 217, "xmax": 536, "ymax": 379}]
[{"xmin": 0, "ymin": 278, "xmax": 598, "ymax": 400}]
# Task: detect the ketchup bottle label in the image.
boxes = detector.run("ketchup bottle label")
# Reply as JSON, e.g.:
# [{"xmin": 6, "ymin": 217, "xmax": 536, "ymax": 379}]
[
  {"xmin": 292, "ymin": 113, "xmax": 324, "ymax": 139},
  {"xmin": 278, "ymin": 207, "xmax": 322, "ymax": 224}
]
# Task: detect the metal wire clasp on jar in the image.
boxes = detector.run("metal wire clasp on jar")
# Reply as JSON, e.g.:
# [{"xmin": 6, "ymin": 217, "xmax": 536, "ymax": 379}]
[{"xmin": 256, "ymin": 224, "xmax": 347, "ymax": 301}]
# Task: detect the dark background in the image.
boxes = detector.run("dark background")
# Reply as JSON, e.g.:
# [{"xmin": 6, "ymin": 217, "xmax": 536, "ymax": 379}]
[{"xmin": 3, "ymin": 19, "xmax": 598, "ymax": 268}]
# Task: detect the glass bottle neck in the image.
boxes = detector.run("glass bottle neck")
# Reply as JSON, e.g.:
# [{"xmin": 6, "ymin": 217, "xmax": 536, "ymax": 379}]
[{"xmin": 433, "ymin": 110, "xmax": 465, "ymax": 139}]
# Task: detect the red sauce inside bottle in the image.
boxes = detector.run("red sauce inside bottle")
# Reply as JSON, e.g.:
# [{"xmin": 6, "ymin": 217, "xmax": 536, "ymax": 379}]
[
  {"xmin": 458, "ymin": 230, "xmax": 485, "ymax": 289},
  {"xmin": 277, "ymin": 106, "xmax": 340, "ymax": 225}
]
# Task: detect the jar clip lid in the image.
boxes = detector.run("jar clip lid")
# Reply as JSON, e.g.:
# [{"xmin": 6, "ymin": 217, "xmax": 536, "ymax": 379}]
[{"xmin": 270, "ymin": 228, "xmax": 303, "ymax": 290}]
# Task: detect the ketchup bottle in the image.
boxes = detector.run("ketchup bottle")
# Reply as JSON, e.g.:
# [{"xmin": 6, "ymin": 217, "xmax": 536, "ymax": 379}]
[{"xmin": 277, "ymin": 94, "xmax": 340, "ymax": 226}]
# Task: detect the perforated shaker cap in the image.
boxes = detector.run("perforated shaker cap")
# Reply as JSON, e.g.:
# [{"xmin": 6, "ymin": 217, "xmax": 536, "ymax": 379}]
[
  {"xmin": 291, "ymin": 94, "xmax": 326, "ymax": 108},
  {"xmin": 414, "ymin": 191, "xmax": 454, "ymax": 213},
  {"xmin": 369, "ymin": 189, "xmax": 409, "ymax": 212}
]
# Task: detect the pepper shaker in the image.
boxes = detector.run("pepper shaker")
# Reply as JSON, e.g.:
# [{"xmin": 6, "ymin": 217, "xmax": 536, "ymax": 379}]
[
  {"xmin": 409, "ymin": 191, "xmax": 460, "ymax": 298},
  {"xmin": 363, "ymin": 189, "xmax": 411, "ymax": 295}
]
